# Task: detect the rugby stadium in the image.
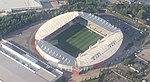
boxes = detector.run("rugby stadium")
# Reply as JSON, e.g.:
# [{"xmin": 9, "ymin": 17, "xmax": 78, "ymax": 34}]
[{"xmin": 34, "ymin": 11, "xmax": 123, "ymax": 74}]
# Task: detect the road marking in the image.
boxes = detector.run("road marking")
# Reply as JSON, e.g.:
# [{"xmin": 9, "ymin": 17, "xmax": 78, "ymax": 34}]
[{"xmin": 121, "ymin": 21, "xmax": 141, "ymax": 31}]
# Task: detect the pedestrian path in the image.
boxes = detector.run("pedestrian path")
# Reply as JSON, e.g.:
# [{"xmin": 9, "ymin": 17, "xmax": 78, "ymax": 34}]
[{"xmin": 71, "ymin": 69, "xmax": 100, "ymax": 82}]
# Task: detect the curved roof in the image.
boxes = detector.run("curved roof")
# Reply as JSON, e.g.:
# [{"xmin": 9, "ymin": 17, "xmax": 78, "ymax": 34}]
[
  {"xmin": 35, "ymin": 12, "xmax": 79, "ymax": 40},
  {"xmin": 76, "ymin": 31, "xmax": 123, "ymax": 67},
  {"xmin": 35, "ymin": 12, "xmax": 123, "ymax": 68},
  {"xmin": 35, "ymin": 12, "xmax": 118, "ymax": 40}
]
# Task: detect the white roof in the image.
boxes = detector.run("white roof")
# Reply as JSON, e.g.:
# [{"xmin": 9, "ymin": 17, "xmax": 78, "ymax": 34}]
[
  {"xmin": 35, "ymin": 12, "xmax": 79, "ymax": 40},
  {"xmin": 76, "ymin": 31, "xmax": 123, "ymax": 66},
  {"xmin": 35, "ymin": 12, "xmax": 123, "ymax": 68},
  {"xmin": 0, "ymin": 0, "xmax": 42, "ymax": 11},
  {"xmin": 36, "ymin": 40, "xmax": 76, "ymax": 66},
  {"xmin": 0, "ymin": 80, "xmax": 3, "ymax": 82},
  {"xmin": 0, "ymin": 52, "xmax": 48, "ymax": 82},
  {"xmin": 0, "ymin": 41, "xmax": 63, "ymax": 82},
  {"xmin": 35, "ymin": 12, "xmax": 118, "ymax": 40}
]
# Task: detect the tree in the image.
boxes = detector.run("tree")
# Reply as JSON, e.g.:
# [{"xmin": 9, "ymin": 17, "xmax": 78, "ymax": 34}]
[
  {"xmin": 0, "ymin": 1, "xmax": 101, "ymax": 38},
  {"xmin": 137, "ymin": 9, "xmax": 145, "ymax": 19},
  {"xmin": 85, "ymin": 0, "xmax": 99, "ymax": 5},
  {"xmin": 0, "ymin": 34, "xmax": 2, "ymax": 41}
]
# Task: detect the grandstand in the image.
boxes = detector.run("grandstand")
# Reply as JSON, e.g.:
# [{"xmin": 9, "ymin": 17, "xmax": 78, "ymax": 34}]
[
  {"xmin": 49, "ymin": 23, "xmax": 104, "ymax": 57},
  {"xmin": 35, "ymin": 12, "xmax": 123, "ymax": 73}
]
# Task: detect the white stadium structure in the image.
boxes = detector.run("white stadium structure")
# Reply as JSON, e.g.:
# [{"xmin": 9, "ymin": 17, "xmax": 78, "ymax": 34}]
[{"xmin": 34, "ymin": 11, "xmax": 123, "ymax": 73}]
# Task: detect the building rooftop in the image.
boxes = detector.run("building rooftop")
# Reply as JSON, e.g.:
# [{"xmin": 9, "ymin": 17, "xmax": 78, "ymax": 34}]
[
  {"xmin": 0, "ymin": 0, "xmax": 42, "ymax": 11},
  {"xmin": 0, "ymin": 40, "xmax": 63, "ymax": 82}
]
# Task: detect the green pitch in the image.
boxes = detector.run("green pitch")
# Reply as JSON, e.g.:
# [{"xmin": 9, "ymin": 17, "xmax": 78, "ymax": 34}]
[{"xmin": 49, "ymin": 23, "xmax": 103, "ymax": 57}]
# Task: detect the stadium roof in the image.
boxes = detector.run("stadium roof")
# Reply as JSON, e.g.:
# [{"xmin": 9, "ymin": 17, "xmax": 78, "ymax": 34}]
[
  {"xmin": 0, "ymin": 40, "xmax": 63, "ymax": 82},
  {"xmin": 0, "ymin": 0, "xmax": 42, "ymax": 11},
  {"xmin": 36, "ymin": 40, "xmax": 76, "ymax": 67},
  {"xmin": 35, "ymin": 12, "xmax": 117, "ymax": 40},
  {"xmin": 35, "ymin": 12, "xmax": 123, "ymax": 69}
]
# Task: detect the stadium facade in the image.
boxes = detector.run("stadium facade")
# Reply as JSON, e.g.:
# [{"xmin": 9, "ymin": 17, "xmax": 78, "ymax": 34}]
[{"xmin": 35, "ymin": 12, "xmax": 123, "ymax": 74}]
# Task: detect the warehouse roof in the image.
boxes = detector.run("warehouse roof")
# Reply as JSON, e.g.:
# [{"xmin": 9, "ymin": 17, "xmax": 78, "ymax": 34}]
[
  {"xmin": 0, "ymin": 0, "xmax": 42, "ymax": 11},
  {"xmin": 0, "ymin": 40, "xmax": 63, "ymax": 82}
]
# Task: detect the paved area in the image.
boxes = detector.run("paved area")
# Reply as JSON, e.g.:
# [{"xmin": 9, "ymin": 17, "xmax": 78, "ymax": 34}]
[
  {"xmin": 97, "ymin": 14, "xmax": 145, "ymax": 68},
  {"xmin": 111, "ymin": 70, "xmax": 128, "ymax": 81},
  {"xmin": 71, "ymin": 68, "xmax": 100, "ymax": 82},
  {"xmin": 138, "ymin": 44, "xmax": 150, "ymax": 61},
  {"xmin": 102, "ymin": 0, "xmax": 131, "ymax": 4},
  {"xmin": 105, "ymin": 71, "xmax": 128, "ymax": 82},
  {"xmin": 4, "ymin": 20, "xmax": 46, "ymax": 52}
]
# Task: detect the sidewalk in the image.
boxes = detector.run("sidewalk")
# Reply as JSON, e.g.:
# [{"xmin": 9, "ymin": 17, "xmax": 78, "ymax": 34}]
[{"xmin": 71, "ymin": 68, "xmax": 100, "ymax": 82}]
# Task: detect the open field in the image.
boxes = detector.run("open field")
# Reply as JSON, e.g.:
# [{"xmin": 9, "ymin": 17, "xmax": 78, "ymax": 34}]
[{"xmin": 49, "ymin": 23, "xmax": 103, "ymax": 57}]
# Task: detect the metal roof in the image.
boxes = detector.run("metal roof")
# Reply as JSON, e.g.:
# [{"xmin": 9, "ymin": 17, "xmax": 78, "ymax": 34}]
[
  {"xmin": 0, "ymin": 0, "xmax": 42, "ymax": 11},
  {"xmin": 36, "ymin": 40, "xmax": 76, "ymax": 67},
  {"xmin": 35, "ymin": 12, "xmax": 123, "ymax": 68},
  {"xmin": 0, "ymin": 41, "xmax": 63, "ymax": 82}
]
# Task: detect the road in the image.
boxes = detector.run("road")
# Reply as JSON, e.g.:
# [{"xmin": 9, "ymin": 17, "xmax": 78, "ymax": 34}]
[
  {"xmin": 111, "ymin": 69, "xmax": 133, "ymax": 82},
  {"xmin": 4, "ymin": 20, "xmax": 47, "ymax": 57},
  {"xmin": 97, "ymin": 14, "xmax": 145, "ymax": 68}
]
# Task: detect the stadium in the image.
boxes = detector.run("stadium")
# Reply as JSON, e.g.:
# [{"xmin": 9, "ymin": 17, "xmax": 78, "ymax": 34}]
[{"xmin": 34, "ymin": 11, "xmax": 123, "ymax": 74}]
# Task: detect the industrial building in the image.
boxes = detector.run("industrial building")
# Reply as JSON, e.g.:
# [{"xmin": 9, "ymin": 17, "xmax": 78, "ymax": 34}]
[{"xmin": 0, "ymin": 40, "xmax": 63, "ymax": 82}]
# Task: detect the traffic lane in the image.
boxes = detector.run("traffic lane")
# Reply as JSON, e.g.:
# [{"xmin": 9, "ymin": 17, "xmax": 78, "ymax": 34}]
[
  {"xmin": 100, "ymin": 15, "xmax": 144, "ymax": 31},
  {"xmin": 5, "ymin": 20, "xmax": 46, "ymax": 53},
  {"xmin": 99, "ymin": 15, "xmax": 139, "ymax": 30},
  {"xmin": 99, "ymin": 15, "xmax": 141, "ymax": 41},
  {"xmin": 98, "ymin": 15, "xmax": 145, "ymax": 67}
]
